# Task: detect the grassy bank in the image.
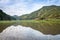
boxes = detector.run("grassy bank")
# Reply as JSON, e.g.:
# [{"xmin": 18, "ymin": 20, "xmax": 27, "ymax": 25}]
[
  {"xmin": 0, "ymin": 19, "xmax": 60, "ymax": 35},
  {"xmin": 19, "ymin": 19, "xmax": 60, "ymax": 35},
  {"xmin": 0, "ymin": 20, "xmax": 17, "ymax": 32}
]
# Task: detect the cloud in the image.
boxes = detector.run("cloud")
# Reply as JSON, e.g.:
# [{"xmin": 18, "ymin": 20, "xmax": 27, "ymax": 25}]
[
  {"xmin": 47, "ymin": 0, "xmax": 60, "ymax": 5},
  {"xmin": 0, "ymin": 0, "xmax": 9, "ymax": 3},
  {"xmin": 3, "ymin": 3, "xmax": 27, "ymax": 16},
  {"xmin": 0, "ymin": 0, "xmax": 44, "ymax": 16},
  {"xmin": 0, "ymin": 0, "xmax": 60, "ymax": 16},
  {"xmin": 3, "ymin": 3, "xmax": 44, "ymax": 16}
]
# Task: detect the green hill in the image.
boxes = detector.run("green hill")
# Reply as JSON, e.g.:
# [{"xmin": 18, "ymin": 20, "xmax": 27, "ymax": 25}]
[
  {"xmin": 20, "ymin": 5, "xmax": 60, "ymax": 20},
  {"xmin": 0, "ymin": 9, "xmax": 16, "ymax": 20}
]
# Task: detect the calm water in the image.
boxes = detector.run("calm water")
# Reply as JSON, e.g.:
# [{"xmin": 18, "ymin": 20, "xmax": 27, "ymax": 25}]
[{"xmin": 0, "ymin": 25, "xmax": 60, "ymax": 40}]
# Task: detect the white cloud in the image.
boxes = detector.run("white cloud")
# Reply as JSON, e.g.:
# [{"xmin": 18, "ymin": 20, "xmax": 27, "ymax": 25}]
[
  {"xmin": 3, "ymin": 3, "xmax": 27, "ymax": 16},
  {"xmin": 0, "ymin": 0, "xmax": 9, "ymax": 3},
  {"xmin": 0, "ymin": 0, "xmax": 60, "ymax": 16},
  {"xmin": 1, "ymin": 0, "xmax": 44, "ymax": 16},
  {"xmin": 31, "ymin": 3, "xmax": 44, "ymax": 11}
]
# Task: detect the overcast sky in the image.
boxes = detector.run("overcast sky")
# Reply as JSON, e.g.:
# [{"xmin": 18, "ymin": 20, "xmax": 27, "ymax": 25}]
[{"xmin": 0, "ymin": 0, "xmax": 60, "ymax": 16}]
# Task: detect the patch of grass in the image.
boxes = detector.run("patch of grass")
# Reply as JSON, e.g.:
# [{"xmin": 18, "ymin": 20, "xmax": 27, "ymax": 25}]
[
  {"xmin": 0, "ymin": 20, "xmax": 17, "ymax": 32},
  {"xmin": 19, "ymin": 19, "xmax": 60, "ymax": 35},
  {"xmin": 0, "ymin": 19, "xmax": 60, "ymax": 35}
]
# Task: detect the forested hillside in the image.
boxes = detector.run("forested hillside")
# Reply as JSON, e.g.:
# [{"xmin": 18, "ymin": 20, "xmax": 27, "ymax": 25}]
[
  {"xmin": 0, "ymin": 9, "xmax": 16, "ymax": 20},
  {"xmin": 19, "ymin": 5, "xmax": 60, "ymax": 20}
]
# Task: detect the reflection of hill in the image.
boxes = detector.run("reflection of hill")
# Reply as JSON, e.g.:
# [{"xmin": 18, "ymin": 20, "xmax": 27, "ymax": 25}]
[{"xmin": 19, "ymin": 20, "xmax": 60, "ymax": 35}]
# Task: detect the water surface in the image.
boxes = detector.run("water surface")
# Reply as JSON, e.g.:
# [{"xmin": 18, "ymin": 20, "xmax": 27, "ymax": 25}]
[{"xmin": 0, "ymin": 25, "xmax": 60, "ymax": 40}]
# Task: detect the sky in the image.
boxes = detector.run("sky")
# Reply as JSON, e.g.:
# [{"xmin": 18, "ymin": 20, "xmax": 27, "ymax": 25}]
[{"xmin": 0, "ymin": 0, "xmax": 60, "ymax": 16}]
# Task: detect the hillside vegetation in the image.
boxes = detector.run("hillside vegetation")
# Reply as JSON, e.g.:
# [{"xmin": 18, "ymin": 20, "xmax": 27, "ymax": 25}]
[
  {"xmin": 0, "ymin": 5, "xmax": 60, "ymax": 35},
  {"xmin": 0, "ymin": 9, "xmax": 16, "ymax": 20},
  {"xmin": 19, "ymin": 5, "xmax": 60, "ymax": 20}
]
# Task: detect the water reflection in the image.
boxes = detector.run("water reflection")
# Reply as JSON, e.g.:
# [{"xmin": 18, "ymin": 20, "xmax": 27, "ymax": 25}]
[{"xmin": 0, "ymin": 25, "xmax": 60, "ymax": 40}]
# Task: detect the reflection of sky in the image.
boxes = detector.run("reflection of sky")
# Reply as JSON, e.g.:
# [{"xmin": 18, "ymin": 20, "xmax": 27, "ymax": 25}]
[
  {"xmin": 0, "ymin": 0, "xmax": 60, "ymax": 16},
  {"xmin": 0, "ymin": 25, "xmax": 60, "ymax": 40}
]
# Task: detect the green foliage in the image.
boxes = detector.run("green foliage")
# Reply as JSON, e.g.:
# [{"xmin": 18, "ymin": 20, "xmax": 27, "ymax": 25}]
[
  {"xmin": 38, "ymin": 5, "xmax": 60, "ymax": 19},
  {"xmin": 0, "ymin": 21, "xmax": 17, "ymax": 32},
  {"xmin": 19, "ymin": 5, "xmax": 60, "ymax": 20},
  {"xmin": 0, "ymin": 19, "xmax": 60, "ymax": 35},
  {"xmin": 19, "ymin": 19, "xmax": 60, "ymax": 35},
  {"xmin": 0, "ymin": 9, "xmax": 16, "ymax": 20}
]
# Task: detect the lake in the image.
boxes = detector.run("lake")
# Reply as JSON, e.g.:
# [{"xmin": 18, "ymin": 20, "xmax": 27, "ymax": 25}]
[{"xmin": 0, "ymin": 25, "xmax": 60, "ymax": 40}]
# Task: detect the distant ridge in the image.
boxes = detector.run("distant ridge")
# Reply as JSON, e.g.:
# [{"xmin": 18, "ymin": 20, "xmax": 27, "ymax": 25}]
[{"xmin": 19, "ymin": 5, "xmax": 60, "ymax": 20}]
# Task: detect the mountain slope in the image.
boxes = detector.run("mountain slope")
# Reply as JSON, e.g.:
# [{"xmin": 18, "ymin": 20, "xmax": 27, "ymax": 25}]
[
  {"xmin": 13, "ymin": 15, "xmax": 20, "ymax": 20},
  {"xmin": 38, "ymin": 5, "xmax": 60, "ymax": 19},
  {"xmin": 0, "ymin": 9, "xmax": 16, "ymax": 20},
  {"xmin": 19, "ymin": 5, "xmax": 60, "ymax": 20}
]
